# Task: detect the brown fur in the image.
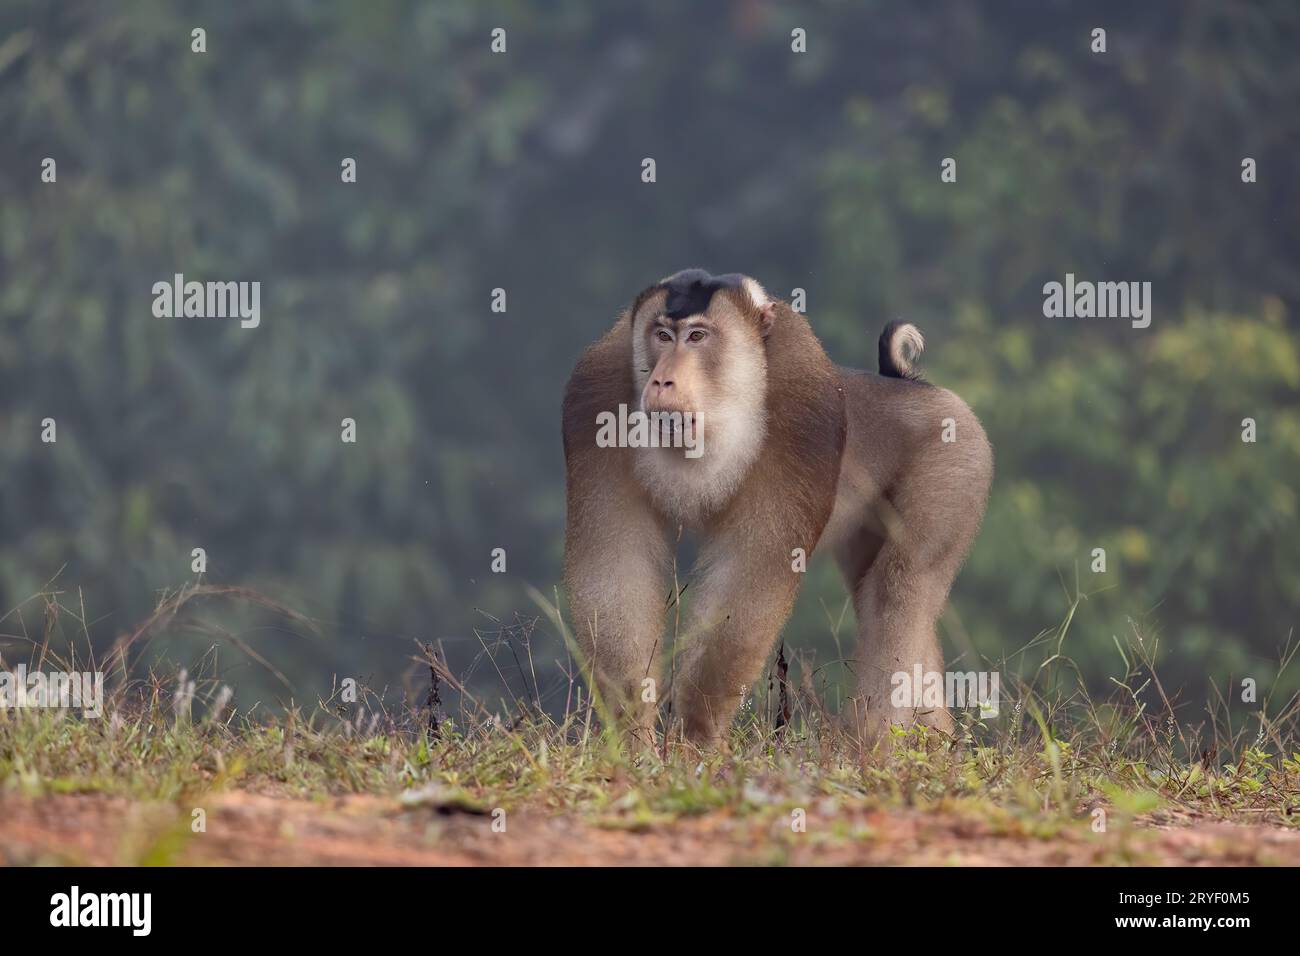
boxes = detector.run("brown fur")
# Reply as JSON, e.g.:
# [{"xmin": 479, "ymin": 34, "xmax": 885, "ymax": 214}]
[{"xmin": 562, "ymin": 273, "xmax": 991, "ymax": 748}]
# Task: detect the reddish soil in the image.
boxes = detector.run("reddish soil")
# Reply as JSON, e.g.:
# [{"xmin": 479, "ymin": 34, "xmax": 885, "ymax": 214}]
[{"xmin": 3, "ymin": 792, "xmax": 1299, "ymax": 866}]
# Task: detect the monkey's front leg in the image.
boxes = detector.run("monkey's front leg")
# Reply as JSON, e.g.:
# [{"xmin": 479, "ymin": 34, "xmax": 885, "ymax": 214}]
[
  {"xmin": 563, "ymin": 471, "xmax": 673, "ymax": 744},
  {"xmin": 670, "ymin": 534, "xmax": 801, "ymax": 747}
]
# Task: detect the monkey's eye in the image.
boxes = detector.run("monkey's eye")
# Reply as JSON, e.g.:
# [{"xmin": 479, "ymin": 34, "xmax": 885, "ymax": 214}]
[
  {"xmin": 687, "ymin": 329, "xmax": 708, "ymax": 343},
  {"xmin": 656, "ymin": 329, "xmax": 673, "ymax": 343}
]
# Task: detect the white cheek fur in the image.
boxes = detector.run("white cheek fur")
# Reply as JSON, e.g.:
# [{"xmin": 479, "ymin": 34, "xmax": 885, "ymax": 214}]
[{"xmin": 632, "ymin": 335, "xmax": 768, "ymax": 527}]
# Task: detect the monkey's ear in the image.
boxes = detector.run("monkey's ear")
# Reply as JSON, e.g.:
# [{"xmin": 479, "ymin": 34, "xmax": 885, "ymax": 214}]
[{"xmin": 758, "ymin": 302, "xmax": 778, "ymax": 339}]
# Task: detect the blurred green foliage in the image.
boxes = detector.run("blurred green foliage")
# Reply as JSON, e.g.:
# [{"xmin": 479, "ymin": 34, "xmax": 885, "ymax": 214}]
[{"xmin": 1, "ymin": 1, "xmax": 1296, "ymax": 715}]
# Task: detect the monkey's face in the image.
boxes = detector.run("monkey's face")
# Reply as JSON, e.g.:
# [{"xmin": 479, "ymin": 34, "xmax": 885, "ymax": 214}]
[
  {"xmin": 633, "ymin": 278, "xmax": 770, "ymax": 434},
  {"xmin": 639, "ymin": 316, "xmax": 716, "ymax": 424},
  {"xmin": 628, "ymin": 271, "xmax": 773, "ymax": 523}
]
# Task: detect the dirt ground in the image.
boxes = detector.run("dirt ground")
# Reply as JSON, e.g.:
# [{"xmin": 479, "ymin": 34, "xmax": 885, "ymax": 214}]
[{"xmin": 3, "ymin": 791, "xmax": 1299, "ymax": 866}]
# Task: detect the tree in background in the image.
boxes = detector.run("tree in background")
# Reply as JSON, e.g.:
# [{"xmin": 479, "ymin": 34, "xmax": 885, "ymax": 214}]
[{"xmin": 0, "ymin": 0, "xmax": 1296, "ymax": 715}]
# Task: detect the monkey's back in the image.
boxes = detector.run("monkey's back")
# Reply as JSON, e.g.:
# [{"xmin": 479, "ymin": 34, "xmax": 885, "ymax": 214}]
[{"xmin": 823, "ymin": 368, "xmax": 993, "ymax": 565}]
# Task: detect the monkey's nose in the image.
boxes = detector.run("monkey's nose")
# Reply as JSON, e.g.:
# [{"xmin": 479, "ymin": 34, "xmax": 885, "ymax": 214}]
[{"xmin": 652, "ymin": 378, "xmax": 674, "ymax": 390}]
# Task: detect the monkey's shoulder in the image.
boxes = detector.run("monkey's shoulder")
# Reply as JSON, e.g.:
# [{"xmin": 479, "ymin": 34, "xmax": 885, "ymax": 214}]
[{"xmin": 562, "ymin": 324, "xmax": 634, "ymax": 442}]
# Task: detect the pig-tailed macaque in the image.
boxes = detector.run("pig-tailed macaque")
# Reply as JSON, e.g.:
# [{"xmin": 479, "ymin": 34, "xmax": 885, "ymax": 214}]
[{"xmin": 562, "ymin": 270, "xmax": 992, "ymax": 748}]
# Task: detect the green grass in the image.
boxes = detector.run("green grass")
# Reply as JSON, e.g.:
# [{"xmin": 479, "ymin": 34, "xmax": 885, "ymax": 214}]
[{"xmin": 2, "ymin": 583, "xmax": 1298, "ymax": 840}]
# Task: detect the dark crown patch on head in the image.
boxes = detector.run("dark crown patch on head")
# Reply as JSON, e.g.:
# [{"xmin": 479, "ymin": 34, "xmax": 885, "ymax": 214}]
[{"xmin": 662, "ymin": 269, "xmax": 747, "ymax": 321}]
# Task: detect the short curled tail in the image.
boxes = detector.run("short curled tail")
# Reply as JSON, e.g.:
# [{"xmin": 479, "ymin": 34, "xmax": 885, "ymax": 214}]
[{"xmin": 878, "ymin": 321, "xmax": 926, "ymax": 380}]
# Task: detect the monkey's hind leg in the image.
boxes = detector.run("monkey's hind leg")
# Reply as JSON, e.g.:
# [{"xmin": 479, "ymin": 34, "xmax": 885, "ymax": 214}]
[{"xmin": 845, "ymin": 544, "xmax": 956, "ymax": 749}]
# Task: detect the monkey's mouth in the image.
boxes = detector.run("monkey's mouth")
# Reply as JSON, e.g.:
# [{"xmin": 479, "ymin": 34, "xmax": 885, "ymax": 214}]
[{"xmin": 645, "ymin": 407, "xmax": 698, "ymax": 430}]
